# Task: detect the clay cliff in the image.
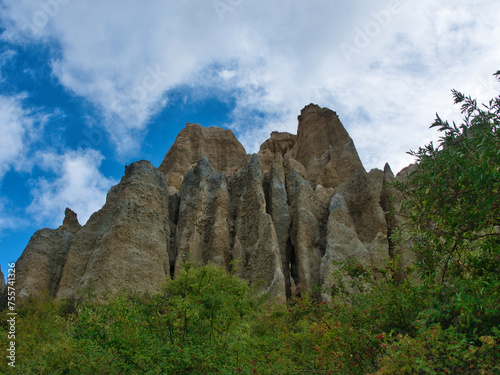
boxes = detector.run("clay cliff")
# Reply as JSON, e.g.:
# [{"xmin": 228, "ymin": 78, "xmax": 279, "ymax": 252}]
[
  {"xmin": 15, "ymin": 104, "xmax": 410, "ymax": 301},
  {"xmin": 16, "ymin": 208, "xmax": 81, "ymax": 298}
]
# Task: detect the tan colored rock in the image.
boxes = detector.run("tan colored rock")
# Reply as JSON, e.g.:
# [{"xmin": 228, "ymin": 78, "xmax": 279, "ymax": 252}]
[
  {"xmin": 15, "ymin": 208, "xmax": 81, "ymax": 298},
  {"xmin": 314, "ymin": 184, "xmax": 335, "ymax": 208},
  {"xmin": 257, "ymin": 131, "xmax": 296, "ymax": 173},
  {"xmin": 56, "ymin": 161, "xmax": 170, "ymax": 300},
  {"xmin": 16, "ymin": 105, "xmax": 414, "ymax": 302},
  {"xmin": 320, "ymin": 194, "xmax": 369, "ymax": 301},
  {"xmin": 289, "ymin": 104, "xmax": 365, "ymax": 189},
  {"xmin": 158, "ymin": 123, "xmax": 248, "ymax": 190},
  {"xmin": 267, "ymin": 154, "xmax": 293, "ymax": 298},
  {"xmin": 285, "ymin": 157, "xmax": 329, "ymax": 295},
  {"xmin": 174, "ymin": 157, "xmax": 231, "ymax": 275},
  {"xmin": 334, "ymin": 168, "xmax": 390, "ymax": 264},
  {"xmin": 229, "ymin": 155, "xmax": 286, "ymax": 301},
  {"xmin": 395, "ymin": 163, "xmax": 418, "ymax": 184}
]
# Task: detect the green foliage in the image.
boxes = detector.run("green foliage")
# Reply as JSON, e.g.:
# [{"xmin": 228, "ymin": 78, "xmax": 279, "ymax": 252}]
[
  {"xmin": 1, "ymin": 261, "xmax": 498, "ymax": 373},
  {"xmin": 329, "ymin": 259, "xmax": 423, "ymax": 337},
  {"xmin": 0, "ymin": 265, "xmax": 257, "ymax": 374},
  {"xmin": 158, "ymin": 263, "xmax": 252, "ymax": 344},
  {"xmin": 325, "ymin": 258, "xmax": 500, "ymax": 374},
  {"xmin": 375, "ymin": 326, "xmax": 500, "ymax": 374},
  {"xmin": 395, "ymin": 71, "xmax": 500, "ymax": 281},
  {"xmin": 72, "ymin": 265, "xmax": 256, "ymax": 374},
  {"xmin": 0, "ymin": 292, "xmax": 78, "ymax": 373}
]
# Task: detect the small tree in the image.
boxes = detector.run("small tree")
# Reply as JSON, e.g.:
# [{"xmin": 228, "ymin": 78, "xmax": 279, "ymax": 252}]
[{"xmin": 396, "ymin": 70, "xmax": 500, "ymax": 282}]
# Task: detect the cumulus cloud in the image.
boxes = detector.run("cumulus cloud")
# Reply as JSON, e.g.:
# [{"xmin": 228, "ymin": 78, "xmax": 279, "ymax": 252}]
[
  {"xmin": 0, "ymin": 93, "xmax": 46, "ymax": 180},
  {"xmin": 1, "ymin": 0, "xmax": 499, "ymax": 171},
  {"xmin": 27, "ymin": 149, "xmax": 117, "ymax": 227}
]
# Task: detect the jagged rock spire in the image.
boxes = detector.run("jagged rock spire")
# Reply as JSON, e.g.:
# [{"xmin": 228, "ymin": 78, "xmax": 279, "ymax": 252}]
[{"xmin": 16, "ymin": 104, "xmax": 406, "ymax": 301}]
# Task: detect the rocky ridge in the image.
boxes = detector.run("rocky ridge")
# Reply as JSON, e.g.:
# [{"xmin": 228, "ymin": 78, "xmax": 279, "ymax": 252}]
[{"xmin": 15, "ymin": 104, "xmax": 412, "ymax": 301}]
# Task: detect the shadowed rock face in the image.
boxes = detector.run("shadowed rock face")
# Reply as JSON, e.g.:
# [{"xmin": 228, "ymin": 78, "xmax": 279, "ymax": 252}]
[
  {"xmin": 17, "ymin": 104, "xmax": 407, "ymax": 301},
  {"xmin": 229, "ymin": 155, "xmax": 286, "ymax": 301},
  {"xmin": 16, "ymin": 208, "xmax": 81, "ymax": 298},
  {"xmin": 174, "ymin": 157, "xmax": 231, "ymax": 275},
  {"xmin": 320, "ymin": 194, "xmax": 370, "ymax": 301},
  {"xmin": 333, "ymin": 168, "xmax": 390, "ymax": 264},
  {"xmin": 267, "ymin": 154, "xmax": 292, "ymax": 298},
  {"xmin": 284, "ymin": 157, "xmax": 329, "ymax": 294}
]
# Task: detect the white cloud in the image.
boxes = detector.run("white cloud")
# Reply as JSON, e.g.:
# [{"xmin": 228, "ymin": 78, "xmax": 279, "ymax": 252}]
[
  {"xmin": 1, "ymin": 0, "xmax": 499, "ymax": 171},
  {"xmin": 0, "ymin": 94, "xmax": 44, "ymax": 179},
  {"xmin": 27, "ymin": 149, "xmax": 117, "ymax": 227}
]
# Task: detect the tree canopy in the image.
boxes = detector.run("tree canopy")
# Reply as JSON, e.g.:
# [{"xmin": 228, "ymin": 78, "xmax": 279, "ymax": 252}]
[{"xmin": 396, "ymin": 70, "xmax": 500, "ymax": 282}]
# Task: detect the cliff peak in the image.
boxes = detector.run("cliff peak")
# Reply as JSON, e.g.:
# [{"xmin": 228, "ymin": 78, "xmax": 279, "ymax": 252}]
[
  {"xmin": 158, "ymin": 123, "xmax": 247, "ymax": 190},
  {"xmin": 62, "ymin": 208, "xmax": 81, "ymax": 231}
]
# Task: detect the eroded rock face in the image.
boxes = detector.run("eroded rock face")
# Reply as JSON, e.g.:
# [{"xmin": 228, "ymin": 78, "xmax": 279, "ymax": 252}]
[
  {"xmin": 229, "ymin": 155, "xmax": 286, "ymax": 301},
  {"xmin": 320, "ymin": 194, "xmax": 370, "ymax": 301},
  {"xmin": 257, "ymin": 131, "xmax": 297, "ymax": 173},
  {"xmin": 333, "ymin": 168, "xmax": 390, "ymax": 264},
  {"xmin": 16, "ymin": 104, "xmax": 409, "ymax": 301},
  {"xmin": 268, "ymin": 154, "xmax": 292, "ymax": 297},
  {"xmin": 289, "ymin": 104, "xmax": 365, "ymax": 189},
  {"xmin": 158, "ymin": 123, "xmax": 248, "ymax": 190},
  {"xmin": 285, "ymin": 158, "xmax": 329, "ymax": 295},
  {"xmin": 56, "ymin": 161, "xmax": 171, "ymax": 300},
  {"xmin": 16, "ymin": 208, "xmax": 81, "ymax": 298},
  {"xmin": 174, "ymin": 157, "xmax": 231, "ymax": 275}
]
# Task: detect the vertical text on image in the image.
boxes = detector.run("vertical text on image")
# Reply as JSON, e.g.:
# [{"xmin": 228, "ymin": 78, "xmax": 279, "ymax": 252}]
[{"xmin": 6, "ymin": 263, "xmax": 16, "ymax": 368}]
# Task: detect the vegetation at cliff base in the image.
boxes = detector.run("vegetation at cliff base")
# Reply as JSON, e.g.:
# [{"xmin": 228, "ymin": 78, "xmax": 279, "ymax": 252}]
[{"xmin": 1, "ymin": 72, "xmax": 499, "ymax": 374}]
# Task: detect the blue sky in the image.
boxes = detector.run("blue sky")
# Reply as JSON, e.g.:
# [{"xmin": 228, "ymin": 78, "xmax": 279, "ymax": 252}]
[{"xmin": 0, "ymin": 0, "xmax": 499, "ymax": 280}]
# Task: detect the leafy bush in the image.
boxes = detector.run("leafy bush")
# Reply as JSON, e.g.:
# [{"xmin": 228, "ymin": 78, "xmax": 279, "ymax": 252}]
[
  {"xmin": 395, "ymin": 71, "xmax": 500, "ymax": 282},
  {"xmin": 375, "ymin": 326, "xmax": 500, "ymax": 374}
]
